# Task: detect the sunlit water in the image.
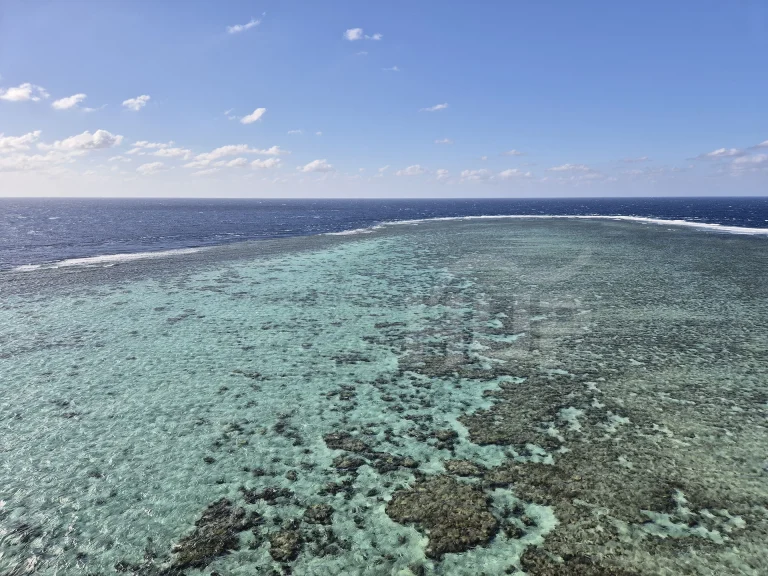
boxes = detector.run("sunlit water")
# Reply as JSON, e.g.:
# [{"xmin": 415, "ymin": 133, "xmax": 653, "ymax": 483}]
[
  {"xmin": 4, "ymin": 197, "xmax": 768, "ymax": 272},
  {"xmin": 1, "ymin": 218, "xmax": 766, "ymax": 575}
]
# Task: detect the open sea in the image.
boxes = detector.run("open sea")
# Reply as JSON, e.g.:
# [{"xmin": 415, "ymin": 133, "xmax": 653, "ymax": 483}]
[
  {"xmin": 2, "ymin": 197, "xmax": 768, "ymax": 271},
  {"xmin": 1, "ymin": 197, "xmax": 767, "ymax": 575}
]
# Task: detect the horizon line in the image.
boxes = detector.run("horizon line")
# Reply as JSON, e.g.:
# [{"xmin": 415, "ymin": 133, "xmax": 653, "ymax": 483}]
[{"xmin": 1, "ymin": 195, "xmax": 767, "ymax": 201}]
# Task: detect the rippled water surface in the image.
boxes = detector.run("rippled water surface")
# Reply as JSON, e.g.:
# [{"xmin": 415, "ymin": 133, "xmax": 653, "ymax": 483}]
[
  {"xmin": 3, "ymin": 197, "xmax": 768, "ymax": 271},
  {"xmin": 1, "ymin": 219, "xmax": 766, "ymax": 575}
]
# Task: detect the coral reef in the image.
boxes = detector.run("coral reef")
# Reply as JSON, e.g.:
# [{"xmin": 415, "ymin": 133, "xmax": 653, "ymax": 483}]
[
  {"xmin": 169, "ymin": 499, "xmax": 253, "ymax": 570},
  {"xmin": 386, "ymin": 476, "xmax": 499, "ymax": 558}
]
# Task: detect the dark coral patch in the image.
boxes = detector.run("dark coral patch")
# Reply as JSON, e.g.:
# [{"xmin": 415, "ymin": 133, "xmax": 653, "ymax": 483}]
[{"xmin": 386, "ymin": 476, "xmax": 498, "ymax": 558}]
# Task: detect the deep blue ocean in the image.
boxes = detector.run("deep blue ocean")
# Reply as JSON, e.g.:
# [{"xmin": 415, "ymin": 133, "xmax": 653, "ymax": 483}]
[{"xmin": 1, "ymin": 197, "xmax": 767, "ymax": 271}]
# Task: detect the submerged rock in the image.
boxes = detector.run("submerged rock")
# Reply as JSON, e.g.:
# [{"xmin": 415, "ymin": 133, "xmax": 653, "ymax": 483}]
[
  {"xmin": 370, "ymin": 452, "xmax": 419, "ymax": 473},
  {"xmin": 319, "ymin": 479, "xmax": 354, "ymax": 497},
  {"xmin": 269, "ymin": 529, "xmax": 302, "ymax": 562},
  {"xmin": 303, "ymin": 504, "xmax": 334, "ymax": 525},
  {"xmin": 333, "ymin": 454, "xmax": 366, "ymax": 471},
  {"xmin": 323, "ymin": 431, "xmax": 370, "ymax": 453},
  {"xmin": 434, "ymin": 429, "xmax": 458, "ymax": 442},
  {"xmin": 302, "ymin": 524, "xmax": 349, "ymax": 557},
  {"xmin": 240, "ymin": 486, "xmax": 293, "ymax": 504},
  {"xmin": 169, "ymin": 498, "xmax": 249, "ymax": 570},
  {"xmin": 520, "ymin": 547, "xmax": 642, "ymax": 575},
  {"xmin": 386, "ymin": 476, "xmax": 498, "ymax": 558},
  {"xmin": 444, "ymin": 459, "xmax": 487, "ymax": 477}
]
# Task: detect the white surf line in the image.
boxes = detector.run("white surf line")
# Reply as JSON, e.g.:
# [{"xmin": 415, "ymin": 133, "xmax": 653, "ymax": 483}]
[
  {"xmin": 11, "ymin": 214, "xmax": 767, "ymax": 272},
  {"xmin": 11, "ymin": 247, "xmax": 204, "ymax": 272},
  {"xmin": 327, "ymin": 214, "xmax": 768, "ymax": 237},
  {"xmin": 324, "ymin": 225, "xmax": 385, "ymax": 236}
]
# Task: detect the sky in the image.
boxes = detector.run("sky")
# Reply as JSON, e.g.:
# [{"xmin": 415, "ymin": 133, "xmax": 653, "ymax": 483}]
[{"xmin": 0, "ymin": 0, "xmax": 767, "ymax": 198}]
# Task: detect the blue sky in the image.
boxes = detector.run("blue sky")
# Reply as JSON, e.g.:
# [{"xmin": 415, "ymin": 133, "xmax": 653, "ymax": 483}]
[{"xmin": 1, "ymin": 0, "xmax": 767, "ymax": 197}]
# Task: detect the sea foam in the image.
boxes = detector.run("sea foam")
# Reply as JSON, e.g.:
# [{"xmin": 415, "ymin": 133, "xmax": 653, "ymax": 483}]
[
  {"xmin": 11, "ymin": 247, "xmax": 203, "ymax": 272},
  {"xmin": 9, "ymin": 214, "xmax": 767, "ymax": 273},
  {"xmin": 371, "ymin": 214, "xmax": 768, "ymax": 235}
]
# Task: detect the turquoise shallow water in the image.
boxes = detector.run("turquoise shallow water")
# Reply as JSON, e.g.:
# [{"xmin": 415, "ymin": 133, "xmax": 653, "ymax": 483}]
[{"xmin": 1, "ymin": 219, "xmax": 767, "ymax": 575}]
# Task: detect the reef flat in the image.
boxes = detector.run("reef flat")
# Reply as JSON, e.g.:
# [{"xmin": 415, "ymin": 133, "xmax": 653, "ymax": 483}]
[{"xmin": 1, "ymin": 219, "xmax": 766, "ymax": 575}]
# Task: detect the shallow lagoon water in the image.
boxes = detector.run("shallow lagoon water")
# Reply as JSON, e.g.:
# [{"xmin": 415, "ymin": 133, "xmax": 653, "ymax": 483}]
[{"xmin": 1, "ymin": 219, "xmax": 767, "ymax": 575}]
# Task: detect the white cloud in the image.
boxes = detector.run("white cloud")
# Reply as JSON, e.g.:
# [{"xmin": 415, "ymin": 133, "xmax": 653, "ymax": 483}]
[
  {"xmin": 499, "ymin": 168, "xmax": 532, "ymax": 179},
  {"xmin": 345, "ymin": 28, "xmax": 382, "ymax": 41},
  {"xmin": 697, "ymin": 147, "xmax": 743, "ymax": 159},
  {"xmin": 287, "ymin": 129, "xmax": 303, "ymax": 135},
  {"xmin": 0, "ymin": 83, "xmax": 49, "ymax": 102},
  {"xmin": 42, "ymin": 129, "xmax": 123, "ymax": 151},
  {"xmin": 241, "ymin": 107, "xmax": 266, "ymax": 124},
  {"xmin": 435, "ymin": 138, "xmax": 453, "ymax": 144},
  {"xmin": 252, "ymin": 157, "xmax": 281, "ymax": 169},
  {"xmin": 130, "ymin": 140, "xmax": 190, "ymax": 157},
  {"xmin": 396, "ymin": 165, "xmax": 427, "ymax": 176},
  {"xmin": 545, "ymin": 168, "xmax": 607, "ymax": 183},
  {"xmin": 383, "ymin": 66, "xmax": 400, "ymax": 72},
  {"xmin": 732, "ymin": 154, "xmax": 768, "ymax": 169},
  {"xmin": 316, "ymin": 131, "xmax": 322, "ymax": 136},
  {"xmin": 502, "ymin": 149, "xmax": 524, "ymax": 156},
  {"xmin": 215, "ymin": 144, "xmax": 278, "ymax": 159},
  {"xmin": 212, "ymin": 157, "xmax": 256, "ymax": 169},
  {"xmin": 51, "ymin": 93, "xmax": 87, "ymax": 110},
  {"xmin": 435, "ymin": 168, "xmax": 449, "ymax": 181},
  {"xmin": 480, "ymin": 156, "xmax": 488, "ymax": 161},
  {"xmin": 153, "ymin": 147, "xmax": 192, "ymax": 159},
  {"xmin": 356, "ymin": 51, "xmax": 368, "ymax": 56},
  {"xmin": 130, "ymin": 140, "xmax": 173, "ymax": 150},
  {"xmin": 623, "ymin": 156, "xmax": 649, "ymax": 163},
  {"xmin": 108, "ymin": 155, "xmax": 131, "ymax": 163},
  {"xmin": 204, "ymin": 157, "xmax": 276, "ymax": 172},
  {"xmin": 224, "ymin": 108, "xmax": 237, "ymax": 120},
  {"xmin": 136, "ymin": 162, "xmax": 167, "ymax": 175},
  {"xmin": 227, "ymin": 17, "xmax": 262, "ymax": 34},
  {"xmin": 548, "ymin": 163, "xmax": 591, "ymax": 172},
  {"xmin": 184, "ymin": 144, "xmax": 287, "ymax": 169},
  {"xmin": 0, "ymin": 150, "xmax": 78, "ymax": 172},
  {"xmin": 344, "ymin": 28, "xmax": 363, "ymax": 41},
  {"xmin": 420, "ymin": 103, "xmax": 448, "ymax": 112},
  {"xmin": 122, "ymin": 95, "xmax": 150, "ymax": 111},
  {"xmin": 460, "ymin": 169, "xmax": 492, "ymax": 181},
  {"xmin": 0, "ymin": 130, "xmax": 42, "ymax": 153},
  {"xmin": 298, "ymin": 159, "xmax": 333, "ymax": 173},
  {"xmin": 754, "ymin": 140, "xmax": 768, "ymax": 148},
  {"xmin": 257, "ymin": 145, "xmax": 287, "ymax": 155}
]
